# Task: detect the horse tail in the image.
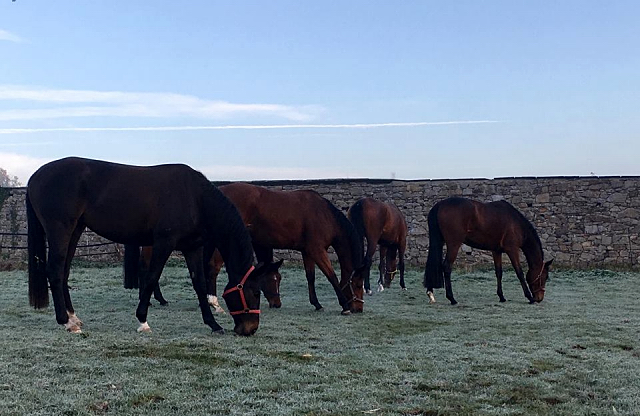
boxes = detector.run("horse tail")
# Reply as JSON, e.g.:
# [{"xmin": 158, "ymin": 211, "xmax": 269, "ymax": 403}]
[
  {"xmin": 123, "ymin": 245, "xmax": 141, "ymax": 289},
  {"xmin": 424, "ymin": 202, "xmax": 444, "ymax": 289},
  {"xmin": 347, "ymin": 199, "xmax": 369, "ymax": 265},
  {"xmin": 27, "ymin": 192, "xmax": 49, "ymax": 309}
]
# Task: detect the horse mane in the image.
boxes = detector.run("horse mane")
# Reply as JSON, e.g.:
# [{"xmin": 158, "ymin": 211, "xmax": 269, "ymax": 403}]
[
  {"xmin": 347, "ymin": 199, "xmax": 366, "ymax": 241},
  {"xmin": 509, "ymin": 202, "xmax": 544, "ymax": 259},
  {"xmin": 323, "ymin": 197, "xmax": 364, "ymax": 267},
  {"xmin": 198, "ymin": 173, "xmax": 255, "ymax": 275}
]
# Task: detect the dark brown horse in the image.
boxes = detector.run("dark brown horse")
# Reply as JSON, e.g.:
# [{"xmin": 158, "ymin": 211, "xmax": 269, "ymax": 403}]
[
  {"xmin": 215, "ymin": 183, "xmax": 366, "ymax": 314},
  {"xmin": 27, "ymin": 157, "xmax": 279, "ymax": 335},
  {"xmin": 347, "ymin": 198, "xmax": 407, "ymax": 293},
  {"xmin": 424, "ymin": 197, "xmax": 552, "ymax": 304}
]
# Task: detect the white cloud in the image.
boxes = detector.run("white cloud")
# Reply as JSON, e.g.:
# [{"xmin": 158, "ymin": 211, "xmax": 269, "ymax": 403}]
[
  {"xmin": 0, "ymin": 29, "xmax": 24, "ymax": 43},
  {"xmin": 0, "ymin": 85, "xmax": 318, "ymax": 121},
  {"xmin": 0, "ymin": 152, "xmax": 50, "ymax": 185},
  {"xmin": 0, "ymin": 120, "xmax": 500, "ymax": 134}
]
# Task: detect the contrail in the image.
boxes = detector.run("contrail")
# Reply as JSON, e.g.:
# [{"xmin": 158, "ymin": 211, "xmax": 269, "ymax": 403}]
[{"xmin": 0, "ymin": 120, "xmax": 500, "ymax": 135}]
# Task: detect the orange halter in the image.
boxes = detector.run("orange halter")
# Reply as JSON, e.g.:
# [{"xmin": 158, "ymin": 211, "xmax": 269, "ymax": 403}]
[{"xmin": 222, "ymin": 266, "xmax": 260, "ymax": 316}]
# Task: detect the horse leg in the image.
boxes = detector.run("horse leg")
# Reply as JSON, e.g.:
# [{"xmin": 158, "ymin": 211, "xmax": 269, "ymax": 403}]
[
  {"xmin": 205, "ymin": 248, "xmax": 225, "ymax": 313},
  {"xmin": 45, "ymin": 224, "xmax": 80, "ymax": 332},
  {"xmin": 153, "ymin": 283, "xmax": 169, "ymax": 306},
  {"xmin": 312, "ymin": 250, "xmax": 352, "ymax": 315},
  {"xmin": 135, "ymin": 243, "xmax": 172, "ymax": 332},
  {"xmin": 363, "ymin": 237, "xmax": 377, "ymax": 295},
  {"xmin": 492, "ymin": 251, "xmax": 506, "ymax": 302},
  {"xmin": 377, "ymin": 245, "xmax": 387, "ymax": 292},
  {"xmin": 302, "ymin": 253, "xmax": 323, "ymax": 311},
  {"xmin": 184, "ymin": 247, "xmax": 224, "ymax": 334},
  {"xmin": 62, "ymin": 223, "xmax": 84, "ymax": 329},
  {"xmin": 398, "ymin": 243, "xmax": 406, "ymax": 290},
  {"xmin": 506, "ymin": 250, "xmax": 535, "ymax": 304},
  {"xmin": 443, "ymin": 243, "xmax": 460, "ymax": 305}
]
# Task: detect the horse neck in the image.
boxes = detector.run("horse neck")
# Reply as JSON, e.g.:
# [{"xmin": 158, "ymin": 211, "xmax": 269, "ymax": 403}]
[
  {"xmin": 203, "ymin": 188, "xmax": 254, "ymax": 282},
  {"xmin": 521, "ymin": 234, "xmax": 543, "ymax": 272},
  {"xmin": 332, "ymin": 227, "xmax": 362, "ymax": 281}
]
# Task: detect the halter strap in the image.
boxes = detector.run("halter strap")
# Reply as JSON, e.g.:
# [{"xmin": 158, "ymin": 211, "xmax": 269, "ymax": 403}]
[
  {"xmin": 222, "ymin": 265, "xmax": 260, "ymax": 316},
  {"xmin": 341, "ymin": 276, "xmax": 365, "ymax": 305}
]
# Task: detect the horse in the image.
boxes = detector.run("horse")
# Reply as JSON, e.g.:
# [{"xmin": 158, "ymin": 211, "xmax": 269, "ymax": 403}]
[
  {"xmin": 27, "ymin": 157, "xmax": 280, "ymax": 335},
  {"xmin": 423, "ymin": 197, "xmax": 552, "ymax": 305},
  {"xmin": 123, "ymin": 245, "xmax": 283, "ymax": 311},
  {"xmin": 347, "ymin": 198, "xmax": 407, "ymax": 293},
  {"xmin": 213, "ymin": 182, "xmax": 366, "ymax": 314}
]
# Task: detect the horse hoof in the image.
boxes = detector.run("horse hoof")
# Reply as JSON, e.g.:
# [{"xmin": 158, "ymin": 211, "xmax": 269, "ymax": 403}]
[
  {"xmin": 314, "ymin": 305, "xmax": 324, "ymax": 311},
  {"xmin": 137, "ymin": 322, "xmax": 152, "ymax": 333},
  {"xmin": 401, "ymin": 287, "xmax": 407, "ymax": 291},
  {"xmin": 341, "ymin": 310, "xmax": 352, "ymax": 316},
  {"xmin": 64, "ymin": 322, "xmax": 82, "ymax": 334},
  {"xmin": 449, "ymin": 300, "xmax": 458, "ymax": 306},
  {"xmin": 212, "ymin": 328, "xmax": 225, "ymax": 335},
  {"xmin": 499, "ymin": 298, "xmax": 507, "ymax": 303},
  {"xmin": 366, "ymin": 290, "xmax": 373, "ymax": 296}
]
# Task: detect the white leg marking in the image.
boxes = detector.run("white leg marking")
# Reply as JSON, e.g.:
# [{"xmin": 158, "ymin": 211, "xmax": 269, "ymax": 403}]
[
  {"xmin": 64, "ymin": 321, "xmax": 82, "ymax": 334},
  {"xmin": 427, "ymin": 291, "xmax": 436, "ymax": 304},
  {"xmin": 208, "ymin": 295, "xmax": 226, "ymax": 314},
  {"xmin": 137, "ymin": 322, "xmax": 152, "ymax": 333},
  {"xmin": 377, "ymin": 283, "xmax": 384, "ymax": 292},
  {"xmin": 67, "ymin": 312, "xmax": 83, "ymax": 327}
]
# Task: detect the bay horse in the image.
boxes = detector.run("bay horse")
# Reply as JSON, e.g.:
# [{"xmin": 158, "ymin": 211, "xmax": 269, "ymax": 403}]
[
  {"xmin": 347, "ymin": 198, "xmax": 407, "ymax": 293},
  {"xmin": 213, "ymin": 182, "xmax": 366, "ymax": 314},
  {"xmin": 27, "ymin": 157, "xmax": 280, "ymax": 335},
  {"xmin": 423, "ymin": 197, "xmax": 552, "ymax": 305},
  {"xmin": 123, "ymin": 245, "xmax": 283, "ymax": 311}
]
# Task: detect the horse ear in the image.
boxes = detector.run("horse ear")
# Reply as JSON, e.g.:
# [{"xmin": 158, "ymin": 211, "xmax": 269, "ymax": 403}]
[{"xmin": 544, "ymin": 259, "xmax": 553, "ymax": 269}]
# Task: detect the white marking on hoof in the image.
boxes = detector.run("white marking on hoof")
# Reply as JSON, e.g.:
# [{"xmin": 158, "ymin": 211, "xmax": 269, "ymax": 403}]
[
  {"xmin": 427, "ymin": 291, "xmax": 436, "ymax": 304},
  {"xmin": 366, "ymin": 289, "xmax": 373, "ymax": 296},
  {"xmin": 377, "ymin": 283, "xmax": 384, "ymax": 292},
  {"xmin": 208, "ymin": 295, "xmax": 226, "ymax": 314},
  {"xmin": 67, "ymin": 313, "xmax": 83, "ymax": 327},
  {"xmin": 137, "ymin": 322, "xmax": 152, "ymax": 333},
  {"xmin": 64, "ymin": 321, "xmax": 82, "ymax": 334}
]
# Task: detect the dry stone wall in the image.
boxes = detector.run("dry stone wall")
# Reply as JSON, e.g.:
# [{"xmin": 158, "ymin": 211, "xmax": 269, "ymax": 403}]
[{"xmin": 2, "ymin": 176, "xmax": 639, "ymax": 269}]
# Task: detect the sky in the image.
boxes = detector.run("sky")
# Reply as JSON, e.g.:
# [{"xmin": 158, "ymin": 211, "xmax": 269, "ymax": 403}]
[{"xmin": 1, "ymin": 1, "xmax": 639, "ymax": 184}]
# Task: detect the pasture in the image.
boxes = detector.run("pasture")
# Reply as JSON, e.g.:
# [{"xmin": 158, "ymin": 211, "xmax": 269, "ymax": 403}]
[{"xmin": 1, "ymin": 265, "xmax": 639, "ymax": 416}]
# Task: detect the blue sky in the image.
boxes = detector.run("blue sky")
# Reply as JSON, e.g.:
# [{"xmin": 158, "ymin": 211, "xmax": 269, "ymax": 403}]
[{"xmin": 1, "ymin": 1, "xmax": 638, "ymax": 184}]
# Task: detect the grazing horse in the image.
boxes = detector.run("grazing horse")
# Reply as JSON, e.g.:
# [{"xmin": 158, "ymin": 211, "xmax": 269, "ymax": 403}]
[
  {"xmin": 123, "ymin": 245, "xmax": 283, "ymax": 311},
  {"xmin": 347, "ymin": 198, "xmax": 407, "ymax": 293},
  {"xmin": 423, "ymin": 197, "xmax": 552, "ymax": 305},
  {"xmin": 27, "ymin": 157, "xmax": 279, "ymax": 335},
  {"xmin": 214, "ymin": 183, "xmax": 366, "ymax": 313}
]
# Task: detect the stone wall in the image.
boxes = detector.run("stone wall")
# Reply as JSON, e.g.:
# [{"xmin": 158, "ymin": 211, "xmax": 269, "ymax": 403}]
[{"xmin": 2, "ymin": 176, "xmax": 639, "ymax": 269}]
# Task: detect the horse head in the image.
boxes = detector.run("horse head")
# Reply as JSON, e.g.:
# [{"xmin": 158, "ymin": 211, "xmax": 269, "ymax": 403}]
[
  {"xmin": 342, "ymin": 263, "xmax": 367, "ymax": 313},
  {"xmin": 260, "ymin": 259, "xmax": 284, "ymax": 308},
  {"xmin": 223, "ymin": 261, "xmax": 282, "ymax": 336},
  {"xmin": 527, "ymin": 259, "xmax": 553, "ymax": 302}
]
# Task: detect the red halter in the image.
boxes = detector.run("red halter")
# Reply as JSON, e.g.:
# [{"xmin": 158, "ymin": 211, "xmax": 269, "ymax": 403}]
[{"xmin": 222, "ymin": 266, "xmax": 260, "ymax": 316}]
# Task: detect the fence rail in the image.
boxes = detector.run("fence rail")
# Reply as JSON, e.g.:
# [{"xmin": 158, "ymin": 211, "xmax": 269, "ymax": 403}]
[{"xmin": 0, "ymin": 230, "xmax": 122, "ymax": 260}]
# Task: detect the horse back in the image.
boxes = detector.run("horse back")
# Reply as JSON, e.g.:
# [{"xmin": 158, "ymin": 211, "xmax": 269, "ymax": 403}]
[
  {"xmin": 27, "ymin": 157, "xmax": 209, "ymax": 246},
  {"xmin": 436, "ymin": 197, "xmax": 525, "ymax": 251},
  {"xmin": 220, "ymin": 183, "xmax": 338, "ymax": 250}
]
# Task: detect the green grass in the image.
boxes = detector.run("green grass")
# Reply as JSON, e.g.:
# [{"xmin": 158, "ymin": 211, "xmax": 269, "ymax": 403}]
[{"xmin": 1, "ymin": 266, "xmax": 639, "ymax": 415}]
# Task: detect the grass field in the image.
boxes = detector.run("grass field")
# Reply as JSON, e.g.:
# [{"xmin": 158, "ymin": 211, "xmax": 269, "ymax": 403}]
[{"xmin": 1, "ymin": 265, "xmax": 639, "ymax": 416}]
